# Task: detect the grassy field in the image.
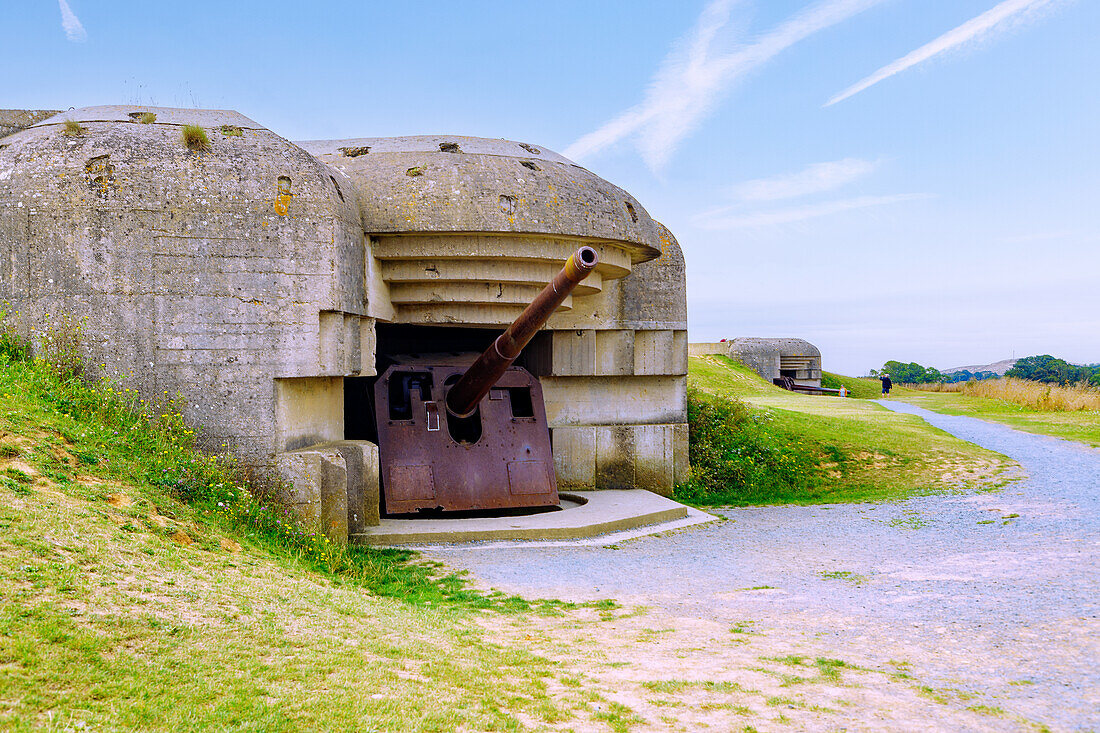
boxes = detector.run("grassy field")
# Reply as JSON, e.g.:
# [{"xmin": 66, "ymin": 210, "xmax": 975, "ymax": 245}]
[
  {"xmin": 0, "ymin": 351, "xmax": 632, "ymax": 732},
  {"xmin": 683, "ymin": 356, "xmax": 1015, "ymax": 505},
  {"xmin": 897, "ymin": 390, "xmax": 1100, "ymax": 448}
]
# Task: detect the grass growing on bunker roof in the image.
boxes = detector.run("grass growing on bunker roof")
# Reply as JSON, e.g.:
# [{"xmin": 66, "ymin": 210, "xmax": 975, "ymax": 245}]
[
  {"xmin": 181, "ymin": 124, "xmax": 210, "ymax": 151},
  {"xmin": 678, "ymin": 356, "xmax": 1015, "ymax": 506},
  {"xmin": 61, "ymin": 120, "xmax": 84, "ymax": 136}
]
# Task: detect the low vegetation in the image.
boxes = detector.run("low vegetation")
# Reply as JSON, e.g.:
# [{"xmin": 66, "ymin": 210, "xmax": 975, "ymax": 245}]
[
  {"xmin": 821, "ymin": 371, "xmax": 881, "ymax": 399},
  {"xmin": 137, "ymin": 112, "xmax": 157, "ymax": 124},
  {"xmin": 678, "ymin": 356, "xmax": 1013, "ymax": 506},
  {"xmin": 910, "ymin": 377, "xmax": 1100, "ymax": 412},
  {"xmin": 61, "ymin": 120, "xmax": 84, "ymax": 136},
  {"xmin": 181, "ymin": 124, "xmax": 210, "ymax": 152},
  {"xmin": 900, "ymin": 387, "xmax": 1100, "ymax": 449}
]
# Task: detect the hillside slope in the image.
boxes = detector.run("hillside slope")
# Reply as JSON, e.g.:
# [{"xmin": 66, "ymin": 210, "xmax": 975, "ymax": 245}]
[
  {"xmin": 0, "ymin": 355, "xmax": 617, "ymax": 732},
  {"xmin": 684, "ymin": 356, "xmax": 1016, "ymax": 504}
]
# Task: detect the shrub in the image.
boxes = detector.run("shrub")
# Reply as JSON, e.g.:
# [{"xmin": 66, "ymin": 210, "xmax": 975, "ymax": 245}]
[
  {"xmin": 182, "ymin": 124, "xmax": 210, "ymax": 152},
  {"xmin": 674, "ymin": 388, "xmax": 819, "ymax": 506}
]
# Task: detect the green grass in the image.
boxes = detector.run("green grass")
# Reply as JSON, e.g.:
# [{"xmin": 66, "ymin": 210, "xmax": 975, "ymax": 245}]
[
  {"xmin": 822, "ymin": 371, "xmax": 883, "ymax": 399},
  {"xmin": 0, "ymin": 333, "xmax": 628, "ymax": 730},
  {"xmin": 181, "ymin": 124, "xmax": 210, "ymax": 152},
  {"xmin": 894, "ymin": 390, "xmax": 1100, "ymax": 448},
  {"xmin": 679, "ymin": 356, "xmax": 1014, "ymax": 506}
]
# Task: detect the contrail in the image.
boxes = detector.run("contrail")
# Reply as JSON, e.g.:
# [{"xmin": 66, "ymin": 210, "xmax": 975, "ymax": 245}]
[
  {"xmin": 58, "ymin": 0, "xmax": 87, "ymax": 42},
  {"xmin": 826, "ymin": 0, "xmax": 1065, "ymax": 106},
  {"xmin": 564, "ymin": 0, "xmax": 884, "ymax": 171},
  {"xmin": 692, "ymin": 193, "xmax": 931, "ymax": 230},
  {"xmin": 729, "ymin": 158, "xmax": 878, "ymax": 202}
]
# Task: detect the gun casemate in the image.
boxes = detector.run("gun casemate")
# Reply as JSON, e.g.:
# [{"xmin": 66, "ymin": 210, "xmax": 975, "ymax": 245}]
[{"xmin": 373, "ymin": 247, "xmax": 599, "ymax": 514}]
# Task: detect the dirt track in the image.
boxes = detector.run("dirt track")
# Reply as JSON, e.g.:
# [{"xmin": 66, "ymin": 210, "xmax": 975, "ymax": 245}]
[{"xmin": 430, "ymin": 403, "xmax": 1100, "ymax": 731}]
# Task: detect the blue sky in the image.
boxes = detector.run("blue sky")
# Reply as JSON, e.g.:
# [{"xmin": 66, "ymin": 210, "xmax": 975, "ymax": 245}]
[{"xmin": 5, "ymin": 0, "xmax": 1098, "ymax": 374}]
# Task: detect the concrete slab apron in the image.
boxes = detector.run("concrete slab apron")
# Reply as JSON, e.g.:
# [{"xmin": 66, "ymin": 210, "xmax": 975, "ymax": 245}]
[
  {"xmin": 426, "ymin": 402, "xmax": 1100, "ymax": 731},
  {"xmin": 350, "ymin": 490, "xmax": 714, "ymax": 545}
]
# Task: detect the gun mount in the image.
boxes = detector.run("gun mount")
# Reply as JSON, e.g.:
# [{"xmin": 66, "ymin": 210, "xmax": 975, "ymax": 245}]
[{"xmin": 373, "ymin": 247, "xmax": 599, "ymax": 514}]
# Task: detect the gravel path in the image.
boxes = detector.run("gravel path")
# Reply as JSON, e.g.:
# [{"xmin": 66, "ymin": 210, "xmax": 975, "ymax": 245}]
[{"xmin": 429, "ymin": 402, "xmax": 1100, "ymax": 730}]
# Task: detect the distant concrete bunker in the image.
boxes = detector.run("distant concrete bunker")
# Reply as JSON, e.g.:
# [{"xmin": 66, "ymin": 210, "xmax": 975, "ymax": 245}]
[
  {"xmin": 0, "ymin": 107, "xmax": 688, "ymax": 541},
  {"xmin": 692, "ymin": 338, "xmax": 823, "ymax": 391}
]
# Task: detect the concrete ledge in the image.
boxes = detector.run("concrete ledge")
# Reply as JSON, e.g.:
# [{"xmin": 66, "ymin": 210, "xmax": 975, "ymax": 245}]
[{"xmin": 350, "ymin": 490, "xmax": 690, "ymax": 546}]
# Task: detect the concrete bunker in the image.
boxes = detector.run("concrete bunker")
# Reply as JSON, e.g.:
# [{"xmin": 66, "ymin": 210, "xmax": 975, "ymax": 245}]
[
  {"xmin": 1, "ymin": 109, "xmax": 689, "ymax": 542},
  {"xmin": 692, "ymin": 338, "xmax": 823, "ymax": 392}
]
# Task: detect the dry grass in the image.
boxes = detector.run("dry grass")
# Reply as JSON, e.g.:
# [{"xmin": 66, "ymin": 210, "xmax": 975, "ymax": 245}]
[
  {"xmin": 909, "ymin": 382, "xmax": 963, "ymax": 393},
  {"xmin": 912, "ymin": 378, "xmax": 1100, "ymax": 412},
  {"xmin": 62, "ymin": 120, "xmax": 85, "ymax": 136},
  {"xmin": 137, "ymin": 112, "xmax": 157, "ymax": 124},
  {"xmin": 181, "ymin": 124, "xmax": 210, "ymax": 152}
]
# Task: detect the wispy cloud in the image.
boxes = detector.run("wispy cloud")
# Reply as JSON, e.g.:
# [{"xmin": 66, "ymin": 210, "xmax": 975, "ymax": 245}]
[
  {"xmin": 564, "ymin": 0, "xmax": 884, "ymax": 171},
  {"xmin": 729, "ymin": 158, "xmax": 878, "ymax": 201},
  {"xmin": 58, "ymin": 0, "xmax": 87, "ymax": 42},
  {"xmin": 692, "ymin": 193, "xmax": 931, "ymax": 230},
  {"xmin": 826, "ymin": 0, "xmax": 1065, "ymax": 106}
]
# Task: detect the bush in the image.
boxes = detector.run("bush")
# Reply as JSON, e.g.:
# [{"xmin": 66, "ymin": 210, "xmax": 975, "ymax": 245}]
[{"xmin": 674, "ymin": 389, "xmax": 819, "ymax": 506}]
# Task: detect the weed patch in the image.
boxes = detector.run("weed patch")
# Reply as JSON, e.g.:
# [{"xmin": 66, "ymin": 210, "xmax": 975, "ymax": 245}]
[{"xmin": 181, "ymin": 124, "xmax": 210, "ymax": 152}]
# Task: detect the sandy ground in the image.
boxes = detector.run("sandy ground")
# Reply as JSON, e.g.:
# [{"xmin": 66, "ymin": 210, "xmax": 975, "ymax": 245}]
[{"xmin": 429, "ymin": 403, "xmax": 1100, "ymax": 732}]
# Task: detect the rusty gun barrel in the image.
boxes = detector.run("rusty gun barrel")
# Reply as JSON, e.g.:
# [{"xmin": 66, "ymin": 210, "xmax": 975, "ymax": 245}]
[{"xmin": 445, "ymin": 246, "xmax": 599, "ymax": 417}]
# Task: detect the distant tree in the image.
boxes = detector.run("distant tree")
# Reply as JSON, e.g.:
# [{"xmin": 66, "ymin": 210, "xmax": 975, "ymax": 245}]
[
  {"xmin": 945, "ymin": 370, "xmax": 998, "ymax": 384},
  {"xmin": 881, "ymin": 360, "xmax": 946, "ymax": 384},
  {"xmin": 1006, "ymin": 355, "xmax": 1097, "ymax": 386}
]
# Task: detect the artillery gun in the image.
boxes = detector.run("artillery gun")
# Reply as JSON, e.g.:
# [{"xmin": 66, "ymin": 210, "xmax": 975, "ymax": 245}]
[{"xmin": 372, "ymin": 246, "xmax": 599, "ymax": 514}]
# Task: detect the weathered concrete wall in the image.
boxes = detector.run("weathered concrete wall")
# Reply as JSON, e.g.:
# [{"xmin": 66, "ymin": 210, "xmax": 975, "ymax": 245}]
[
  {"xmin": 0, "ymin": 106, "xmax": 372, "ymax": 464},
  {"xmin": 528, "ymin": 223, "xmax": 689, "ymax": 495},
  {"xmin": 688, "ymin": 342, "xmax": 728, "ymax": 357}
]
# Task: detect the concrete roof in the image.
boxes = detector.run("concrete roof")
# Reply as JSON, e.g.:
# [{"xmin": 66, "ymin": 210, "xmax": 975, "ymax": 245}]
[
  {"xmin": 297, "ymin": 135, "xmax": 662, "ymax": 263},
  {"xmin": 31, "ymin": 105, "xmax": 262, "ymax": 129},
  {"xmin": 728, "ymin": 337, "xmax": 821, "ymax": 358}
]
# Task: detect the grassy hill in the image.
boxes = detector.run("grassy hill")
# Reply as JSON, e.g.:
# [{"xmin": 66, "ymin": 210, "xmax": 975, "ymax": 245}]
[
  {"xmin": 681, "ymin": 356, "xmax": 1014, "ymax": 506},
  {"xmin": 0, "ymin": 351, "xmax": 624, "ymax": 731}
]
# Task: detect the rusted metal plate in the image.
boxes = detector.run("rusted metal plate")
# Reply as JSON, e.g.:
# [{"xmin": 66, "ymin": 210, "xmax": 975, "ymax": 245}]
[{"xmin": 374, "ymin": 356, "xmax": 558, "ymax": 514}]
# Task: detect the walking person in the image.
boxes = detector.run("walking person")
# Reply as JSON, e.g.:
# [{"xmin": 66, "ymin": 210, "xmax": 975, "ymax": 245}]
[{"xmin": 879, "ymin": 372, "xmax": 892, "ymax": 397}]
